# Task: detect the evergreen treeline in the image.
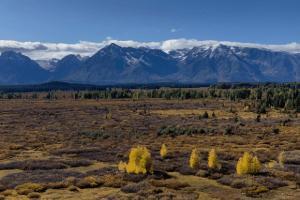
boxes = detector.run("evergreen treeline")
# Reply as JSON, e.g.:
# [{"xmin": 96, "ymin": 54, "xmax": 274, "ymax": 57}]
[{"xmin": 1, "ymin": 84, "xmax": 300, "ymax": 112}]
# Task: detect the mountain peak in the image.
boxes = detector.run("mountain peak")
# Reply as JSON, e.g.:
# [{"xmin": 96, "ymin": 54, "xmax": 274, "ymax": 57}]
[
  {"xmin": 104, "ymin": 43, "xmax": 122, "ymax": 50},
  {"xmin": 1, "ymin": 51, "xmax": 24, "ymax": 59},
  {"xmin": 60, "ymin": 54, "xmax": 81, "ymax": 62},
  {"xmin": 93, "ymin": 43, "xmax": 124, "ymax": 58}
]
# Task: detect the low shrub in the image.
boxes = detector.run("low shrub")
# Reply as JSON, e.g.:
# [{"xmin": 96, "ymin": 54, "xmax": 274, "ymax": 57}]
[
  {"xmin": 75, "ymin": 176, "xmax": 102, "ymax": 189},
  {"xmin": 118, "ymin": 161, "xmax": 127, "ymax": 172},
  {"xmin": 243, "ymin": 185, "xmax": 269, "ymax": 197},
  {"xmin": 178, "ymin": 165, "xmax": 197, "ymax": 175},
  {"xmin": 0, "ymin": 184, "xmax": 5, "ymax": 192},
  {"xmin": 121, "ymin": 182, "xmax": 149, "ymax": 193},
  {"xmin": 0, "ymin": 170, "xmax": 84, "ymax": 189},
  {"xmin": 68, "ymin": 185, "xmax": 79, "ymax": 192},
  {"xmin": 224, "ymin": 126, "xmax": 234, "ymax": 135},
  {"xmin": 86, "ymin": 167, "xmax": 117, "ymax": 177},
  {"xmin": 0, "ymin": 160, "xmax": 67, "ymax": 170},
  {"xmin": 255, "ymin": 177, "xmax": 288, "ymax": 190},
  {"xmin": 217, "ymin": 175, "xmax": 234, "ymax": 186},
  {"xmin": 102, "ymin": 174, "xmax": 126, "ymax": 188},
  {"xmin": 27, "ymin": 192, "xmax": 41, "ymax": 199},
  {"xmin": 78, "ymin": 130, "xmax": 109, "ymax": 140},
  {"xmin": 196, "ymin": 170, "xmax": 209, "ymax": 177},
  {"xmin": 201, "ymin": 111, "xmax": 209, "ymax": 119},
  {"xmin": 1, "ymin": 190, "xmax": 13, "ymax": 197},
  {"xmin": 266, "ymin": 160, "xmax": 278, "ymax": 169},
  {"xmin": 157, "ymin": 125, "xmax": 207, "ymax": 137},
  {"xmin": 149, "ymin": 179, "xmax": 189, "ymax": 190},
  {"xmin": 61, "ymin": 159, "xmax": 93, "ymax": 168},
  {"xmin": 15, "ymin": 183, "xmax": 46, "ymax": 195},
  {"xmin": 122, "ymin": 173, "xmax": 147, "ymax": 182},
  {"xmin": 46, "ymin": 181, "xmax": 68, "ymax": 189}
]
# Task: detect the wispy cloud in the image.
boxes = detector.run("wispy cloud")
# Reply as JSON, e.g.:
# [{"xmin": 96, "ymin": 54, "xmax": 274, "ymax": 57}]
[
  {"xmin": 170, "ymin": 28, "xmax": 177, "ymax": 33},
  {"xmin": 0, "ymin": 38, "xmax": 299, "ymax": 60}
]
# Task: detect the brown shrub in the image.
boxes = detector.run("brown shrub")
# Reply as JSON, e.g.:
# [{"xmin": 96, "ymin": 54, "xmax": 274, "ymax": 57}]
[
  {"xmin": 217, "ymin": 175, "xmax": 254, "ymax": 189},
  {"xmin": 75, "ymin": 176, "xmax": 102, "ymax": 189},
  {"xmin": 0, "ymin": 170, "xmax": 84, "ymax": 189},
  {"xmin": 0, "ymin": 160, "xmax": 68, "ymax": 170},
  {"xmin": 102, "ymin": 174, "xmax": 127, "ymax": 188},
  {"xmin": 122, "ymin": 173, "xmax": 147, "ymax": 182},
  {"xmin": 46, "ymin": 181, "xmax": 68, "ymax": 189},
  {"xmin": 68, "ymin": 185, "xmax": 79, "ymax": 192},
  {"xmin": 121, "ymin": 182, "xmax": 150, "ymax": 193},
  {"xmin": 149, "ymin": 179, "xmax": 189, "ymax": 190},
  {"xmin": 255, "ymin": 177, "xmax": 288, "ymax": 190},
  {"xmin": 27, "ymin": 192, "xmax": 41, "ymax": 199},
  {"xmin": 61, "ymin": 159, "xmax": 93, "ymax": 167},
  {"xmin": 0, "ymin": 184, "xmax": 5, "ymax": 192},
  {"xmin": 15, "ymin": 183, "xmax": 46, "ymax": 195},
  {"xmin": 243, "ymin": 185, "xmax": 269, "ymax": 197},
  {"xmin": 1, "ymin": 190, "xmax": 13, "ymax": 196}
]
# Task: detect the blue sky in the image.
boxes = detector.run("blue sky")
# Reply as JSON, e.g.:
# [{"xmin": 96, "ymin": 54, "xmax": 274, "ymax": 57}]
[{"xmin": 0, "ymin": 0, "xmax": 299, "ymax": 44}]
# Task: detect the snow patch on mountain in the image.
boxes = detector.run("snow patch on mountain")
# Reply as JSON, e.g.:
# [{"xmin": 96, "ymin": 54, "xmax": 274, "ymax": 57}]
[{"xmin": 1, "ymin": 39, "xmax": 300, "ymax": 60}]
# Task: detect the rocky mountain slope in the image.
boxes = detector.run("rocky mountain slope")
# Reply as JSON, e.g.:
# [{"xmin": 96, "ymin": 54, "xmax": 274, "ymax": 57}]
[{"xmin": 0, "ymin": 43, "xmax": 300, "ymax": 84}]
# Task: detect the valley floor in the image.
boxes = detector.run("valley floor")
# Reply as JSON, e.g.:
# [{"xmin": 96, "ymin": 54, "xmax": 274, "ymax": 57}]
[{"xmin": 0, "ymin": 98, "xmax": 299, "ymax": 199}]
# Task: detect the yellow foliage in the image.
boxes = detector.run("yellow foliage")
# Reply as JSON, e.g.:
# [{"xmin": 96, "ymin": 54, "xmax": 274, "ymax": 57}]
[
  {"xmin": 236, "ymin": 152, "xmax": 261, "ymax": 175},
  {"xmin": 126, "ymin": 146, "xmax": 153, "ymax": 174},
  {"xmin": 236, "ymin": 152, "xmax": 251, "ymax": 175},
  {"xmin": 15, "ymin": 183, "xmax": 45, "ymax": 195},
  {"xmin": 251, "ymin": 156, "xmax": 261, "ymax": 174},
  {"xmin": 278, "ymin": 151, "xmax": 286, "ymax": 168},
  {"xmin": 82, "ymin": 176, "xmax": 98, "ymax": 187},
  {"xmin": 160, "ymin": 144, "xmax": 168, "ymax": 159},
  {"xmin": 208, "ymin": 149, "xmax": 221, "ymax": 170},
  {"xmin": 118, "ymin": 161, "xmax": 127, "ymax": 172},
  {"xmin": 267, "ymin": 160, "xmax": 277, "ymax": 169},
  {"xmin": 189, "ymin": 148, "xmax": 200, "ymax": 169}
]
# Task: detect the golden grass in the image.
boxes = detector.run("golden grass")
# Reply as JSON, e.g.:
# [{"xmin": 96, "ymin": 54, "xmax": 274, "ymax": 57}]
[
  {"xmin": 169, "ymin": 172, "xmax": 244, "ymax": 200},
  {"xmin": 0, "ymin": 169, "xmax": 22, "ymax": 179},
  {"xmin": 3, "ymin": 187, "xmax": 120, "ymax": 200},
  {"xmin": 65, "ymin": 162, "xmax": 112, "ymax": 174}
]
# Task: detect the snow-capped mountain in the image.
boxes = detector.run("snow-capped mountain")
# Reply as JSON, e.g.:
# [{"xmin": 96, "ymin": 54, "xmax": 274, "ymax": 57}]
[
  {"xmin": 172, "ymin": 44, "xmax": 300, "ymax": 82},
  {"xmin": 66, "ymin": 43, "xmax": 178, "ymax": 84},
  {"xmin": 36, "ymin": 58, "xmax": 59, "ymax": 71},
  {"xmin": 1, "ymin": 43, "xmax": 300, "ymax": 84}
]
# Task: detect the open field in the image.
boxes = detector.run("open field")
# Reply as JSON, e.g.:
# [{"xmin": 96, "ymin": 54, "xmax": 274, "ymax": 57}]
[{"xmin": 0, "ymin": 97, "xmax": 299, "ymax": 199}]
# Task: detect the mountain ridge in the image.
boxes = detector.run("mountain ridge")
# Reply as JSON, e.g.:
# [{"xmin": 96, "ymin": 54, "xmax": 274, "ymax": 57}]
[{"xmin": 0, "ymin": 43, "xmax": 300, "ymax": 84}]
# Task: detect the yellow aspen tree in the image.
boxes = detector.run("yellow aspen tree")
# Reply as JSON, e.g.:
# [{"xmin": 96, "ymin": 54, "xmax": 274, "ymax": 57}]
[
  {"xmin": 236, "ymin": 152, "xmax": 261, "ymax": 175},
  {"xmin": 208, "ymin": 148, "xmax": 221, "ymax": 170},
  {"xmin": 126, "ymin": 146, "xmax": 153, "ymax": 174},
  {"xmin": 251, "ymin": 156, "xmax": 261, "ymax": 174},
  {"xmin": 189, "ymin": 148, "xmax": 200, "ymax": 169},
  {"xmin": 160, "ymin": 144, "xmax": 168, "ymax": 159}
]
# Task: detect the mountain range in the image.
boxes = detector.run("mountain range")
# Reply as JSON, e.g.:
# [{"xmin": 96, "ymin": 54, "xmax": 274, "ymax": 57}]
[{"xmin": 0, "ymin": 43, "xmax": 300, "ymax": 85}]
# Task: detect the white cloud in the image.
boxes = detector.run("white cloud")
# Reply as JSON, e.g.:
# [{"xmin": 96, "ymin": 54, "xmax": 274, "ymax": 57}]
[{"xmin": 0, "ymin": 38, "xmax": 299, "ymax": 60}]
